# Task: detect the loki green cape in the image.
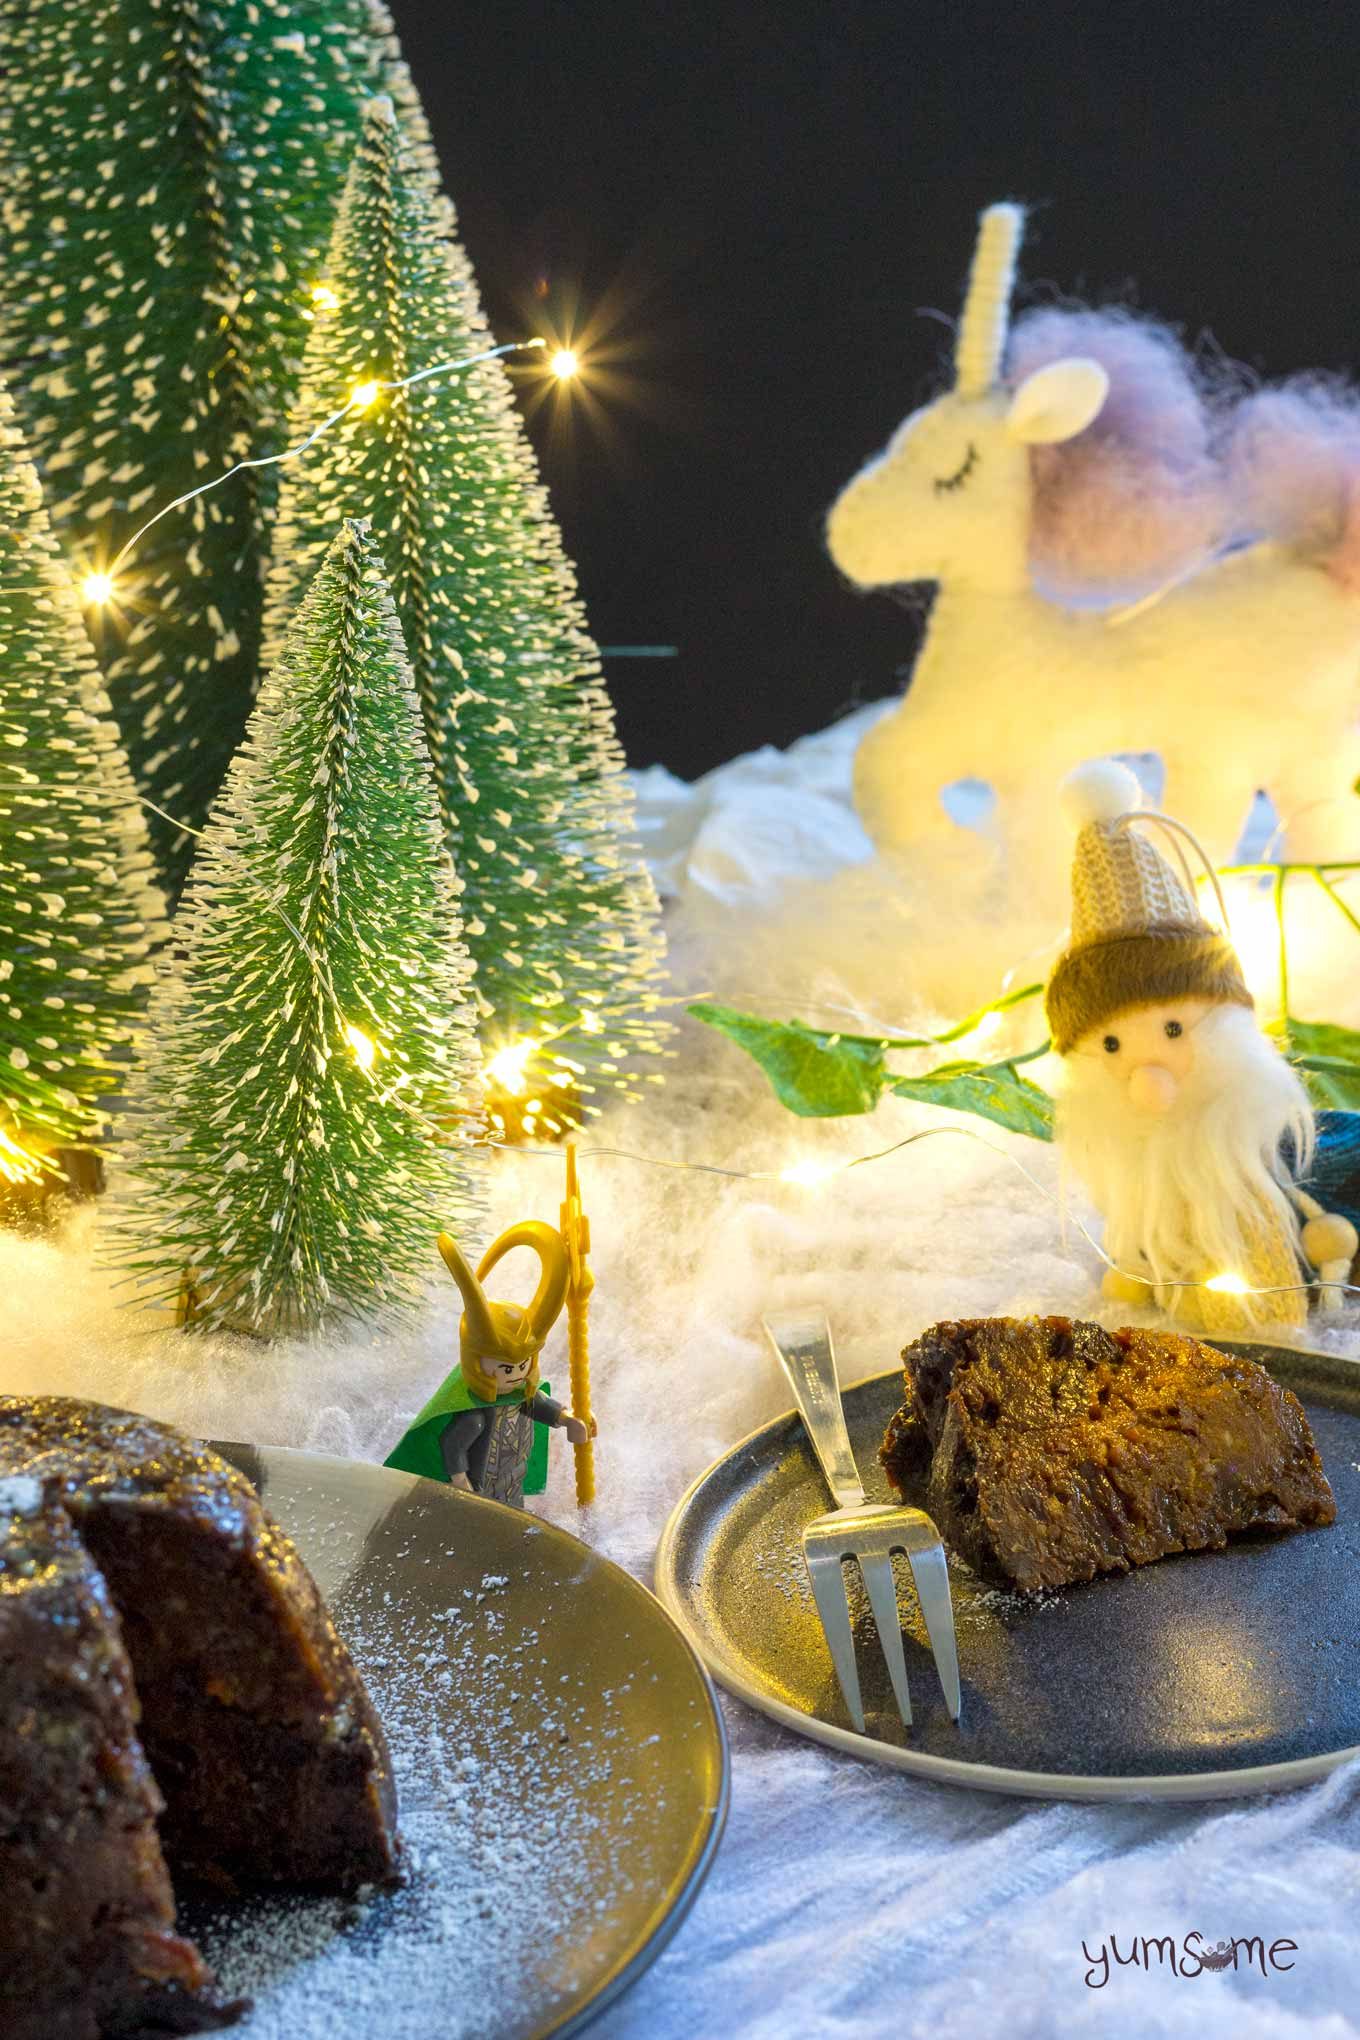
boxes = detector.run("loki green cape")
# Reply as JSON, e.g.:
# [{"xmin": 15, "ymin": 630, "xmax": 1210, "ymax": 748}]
[{"xmin": 384, "ymin": 1365, "xmax": 551, "ymax": 1494}]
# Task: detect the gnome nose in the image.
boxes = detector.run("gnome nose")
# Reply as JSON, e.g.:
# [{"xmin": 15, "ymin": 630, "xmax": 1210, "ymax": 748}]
[{"xmin": 1128, "ymin": 1063, "xmax": 1178, "ymax": 1115}]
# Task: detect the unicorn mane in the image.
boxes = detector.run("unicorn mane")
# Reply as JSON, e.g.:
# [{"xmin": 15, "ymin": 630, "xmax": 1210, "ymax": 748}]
[
  {"xmin": 1004, "ymin": 307, "xmax": 1360, "ymax": 600},
  {"xmin": 1225, "ymin": 376, "xmax": 1360, "ymax": 590},
  {"xmin": 1005, "ymin": 305, "xmax": 1230, "ymax": 600}
]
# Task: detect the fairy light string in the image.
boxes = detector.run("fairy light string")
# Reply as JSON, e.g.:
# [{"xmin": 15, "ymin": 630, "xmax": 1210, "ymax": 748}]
[
  {"xmin": 84, "ymin": 337, "xmax": 547, "ymax": 595},
  {"xmin": 487, "ymin": 1125, "xmax": 1360, "ymax": 1306},
  {"xmin": 123, "ymin": 784, "xmax": 1360, "ymax": 1316},
  {"xmin": 112, "ymin": 320, "xmax": 663, "ymax": 1121},
  {"xmin": 70, "ymin": 346, "xmax": 1359, "ymax": 1316}
]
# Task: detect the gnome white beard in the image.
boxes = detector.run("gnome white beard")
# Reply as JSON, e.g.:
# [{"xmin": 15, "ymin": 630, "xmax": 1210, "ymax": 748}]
[{"xmin": 1057, "ymin": 1005, "xmax": 1315, "ymax": 1294}]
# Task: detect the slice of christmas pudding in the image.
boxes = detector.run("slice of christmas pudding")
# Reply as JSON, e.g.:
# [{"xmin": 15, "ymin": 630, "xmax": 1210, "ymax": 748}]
[{"xmin": 880, "ymin": 1317, "xmax": 1335, "ymax": 1592}]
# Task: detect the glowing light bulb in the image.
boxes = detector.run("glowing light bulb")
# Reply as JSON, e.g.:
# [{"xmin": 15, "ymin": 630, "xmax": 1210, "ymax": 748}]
[
  {"xmin": 350, "ymin": 380, "xmax": 381, "ymax": 410},
  {"xmin": 1205, "ymin": 1271, "xmax": 1250, "ymax": 1295},
  {"xmin": 311, "ymin": 283, "xmax": 339, "ymax": 309},
  {"xmin": 780, "ymin": 1158, "xmax": 839, "ymax": 1189},
  {"xmin": 0, "ymin": 1126, "xmax": 44, "ymax": 1187},
  {"xmin": 344, "ymin": 1022, "xmax": 378, "ymax": 1071},
  {"xmin": 953, "ymin": 1008, "xmax": 1003, "ymax": 1056},
  {"xmin": 82, "ymin": 571, "xmax": 114, "ymax": 605},
  {"xmin": 550, "ymin": 348, "xmax": 579, "ymax": 380},
  {"xmin": 483, "ymin": 1038, "xmax": 537, "ymax": 1097},
  {"xmin": 1221, "ymin": 881, "xmax": 1281, "ymax": 1003}
]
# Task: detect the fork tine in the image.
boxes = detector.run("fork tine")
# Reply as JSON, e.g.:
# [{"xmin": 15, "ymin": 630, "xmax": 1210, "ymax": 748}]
[
  {"xmin": 906, "ymin": 1541, "xmax": 962, "ymax": 1721},
  {"xmin": 857, "ymin": 1550, "xmax": 913, "ymax": 1728},
  {"xmin": 802, "ymin": 1545, "xmax": 866, "ymax": 1733}
]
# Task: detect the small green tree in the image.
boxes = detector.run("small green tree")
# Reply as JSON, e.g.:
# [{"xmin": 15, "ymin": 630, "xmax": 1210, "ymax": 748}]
[
  {"xmin": 117, "ymin": 519, "xmax": 484, "ymax": 1335},
  {"xmin": 0, "ymin": 0, "xmax": 434, "ymax": 890},
  {"xmin": 263, "ymin": 98, "xmax": 667, "ymax": 1108},
  {"xmin": 0, "ymin": 382, "xmax": 165, "ymax": 1168}
]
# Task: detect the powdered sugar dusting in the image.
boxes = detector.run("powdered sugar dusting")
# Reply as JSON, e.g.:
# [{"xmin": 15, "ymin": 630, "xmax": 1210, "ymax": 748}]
[{"xmin": 188, "ymin": 1553, "xmax": 662, "ymax": 2038}]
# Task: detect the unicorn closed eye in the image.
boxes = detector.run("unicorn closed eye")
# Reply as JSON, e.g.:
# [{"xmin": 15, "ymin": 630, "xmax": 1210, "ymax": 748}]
[{"xmin": 827, "ymin": 203, "xmax": 1360, "ymax": 878}]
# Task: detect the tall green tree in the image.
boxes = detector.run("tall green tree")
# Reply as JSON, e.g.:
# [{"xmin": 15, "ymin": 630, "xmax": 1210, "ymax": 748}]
[
  {"xmin": 117, "ymin": 520, "xmax": 484, "ymax": 1335},
  {"xmin": 0, "ymin": 382, "xmax": 165, "ymax": 1164},
  {"xmin": 262, "ymin": 98, "xmax": 667, "ymax": 1108},
  {"xmin": 0, "ymin": 0, "xmax": 434, "ymax": 890}
]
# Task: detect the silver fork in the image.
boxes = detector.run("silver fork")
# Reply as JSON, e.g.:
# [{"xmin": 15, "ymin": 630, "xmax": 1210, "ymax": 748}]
[{"xmin": 762, "ymin": 1308, "xmax": 962, "ymax": 1735}]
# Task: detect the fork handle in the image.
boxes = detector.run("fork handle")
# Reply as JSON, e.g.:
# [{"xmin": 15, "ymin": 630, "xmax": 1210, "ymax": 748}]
[{"xmin": 762, "ymin": 1313, "xmax": 866, "ymax": 1511}]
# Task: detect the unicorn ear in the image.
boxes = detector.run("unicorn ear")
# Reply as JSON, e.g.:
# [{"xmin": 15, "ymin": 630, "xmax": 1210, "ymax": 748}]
[{"xmin": 1005, "ymin": 357, "xmax": 1109, "ymax": 445}]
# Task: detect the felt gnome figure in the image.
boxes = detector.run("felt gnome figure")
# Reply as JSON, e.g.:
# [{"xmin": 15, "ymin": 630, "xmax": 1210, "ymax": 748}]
[{"xmin": 1047, "ymin": 762, "xmax": 1359, "ymax": 1335}]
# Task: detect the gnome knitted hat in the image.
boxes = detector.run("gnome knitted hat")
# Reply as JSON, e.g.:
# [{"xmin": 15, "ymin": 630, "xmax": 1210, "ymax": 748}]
[{"xmin": 1045, "ymin": 761, "xmax": 1252, "ymax": 1055}]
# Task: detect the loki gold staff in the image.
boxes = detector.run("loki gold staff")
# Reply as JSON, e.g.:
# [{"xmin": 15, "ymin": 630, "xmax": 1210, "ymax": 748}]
[{"xmin": 560, "ymin": 1141, "xmax": 596, "ymax": 1505}]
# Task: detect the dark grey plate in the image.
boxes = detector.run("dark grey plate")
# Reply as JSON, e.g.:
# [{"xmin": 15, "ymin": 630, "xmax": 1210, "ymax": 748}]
[
  {"xmin": 198, "ymin": 1446, "xmax": 727, "ymax": 2038},
  {"xmin": 655, "ymin": 1343, "xmax": 1360, "ymax": 1801}
]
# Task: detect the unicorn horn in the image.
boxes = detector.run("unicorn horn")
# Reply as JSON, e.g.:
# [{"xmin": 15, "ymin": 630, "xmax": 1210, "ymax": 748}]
[{"xmin": 954, "ymin": 202, "xmax": 1025, "ymax": 398}]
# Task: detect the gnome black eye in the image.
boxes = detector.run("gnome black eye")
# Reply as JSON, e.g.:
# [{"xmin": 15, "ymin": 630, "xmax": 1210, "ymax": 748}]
[
  {"xmin": 1164, "ymin": 1019, "xmax": 1183, "ymax": 1039},
  {"xmin": 933, "ymin": 443, "xmax": 978, "ymax": 494},
  {"xmin": 1102, "ymin": 1035, "xmax": 1120, "ymax": 1055}
]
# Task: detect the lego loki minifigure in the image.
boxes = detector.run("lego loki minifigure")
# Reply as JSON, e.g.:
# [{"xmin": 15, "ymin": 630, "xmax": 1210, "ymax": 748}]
[{"xmin": 385, "ymin": 1217, "xmax": 596, "ymax": 1508}]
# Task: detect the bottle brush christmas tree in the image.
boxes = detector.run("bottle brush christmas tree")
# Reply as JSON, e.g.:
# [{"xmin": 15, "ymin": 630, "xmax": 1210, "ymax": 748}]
[
  {"xmin": 117, "ymin": 519, "xmax": 484, "ymax": 1335},
  {"xmin": 0, "ymin": 381, "xmax": 165, "ymax": 1182},
  {"xmin": 0, "ymin": 0, "xmax": 435, "ymax": 890},
  {"xmin": 263, "ymin": 97, "xmax": 667, "ymax": 1118}
]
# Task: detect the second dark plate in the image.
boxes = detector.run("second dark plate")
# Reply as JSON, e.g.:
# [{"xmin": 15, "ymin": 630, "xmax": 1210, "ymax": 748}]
[{"xmin": 655, "ymin": 1343, "xmax": 1360, "ymax": 1800}]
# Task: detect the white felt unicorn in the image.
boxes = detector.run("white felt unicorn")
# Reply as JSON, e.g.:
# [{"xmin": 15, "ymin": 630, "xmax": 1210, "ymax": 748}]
[{"xmin": 827, "ymin": 203, "xmax": 1360, "ymax": 873}]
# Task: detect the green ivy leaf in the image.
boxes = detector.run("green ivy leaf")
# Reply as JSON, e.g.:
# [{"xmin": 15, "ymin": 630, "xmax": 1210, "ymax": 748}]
[
  {"xmin": 1281, "ymin": 1016, "xmax": 1360, "ymax": 1061},
  {"xmin": 689, "ymin": 1001, "xmax": 1057, "ymax": 1137},
  {"xmin": 1279, "ymin": 1017, "xmax": 1360, "ymax": 1110},
  {"xmin": 888, "ymin": 1060, "xmax": 1056, "ymax": 1141},
  {"xmin": 688, "ymin": 1003, "xmax": 887, "ymax": 1117}
]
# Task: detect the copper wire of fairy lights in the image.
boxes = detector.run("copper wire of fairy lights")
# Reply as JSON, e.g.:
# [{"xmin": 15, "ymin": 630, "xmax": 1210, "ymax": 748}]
[{"xmin": 85, "ymin": 339, "xmax": 547, "ymax": 598}]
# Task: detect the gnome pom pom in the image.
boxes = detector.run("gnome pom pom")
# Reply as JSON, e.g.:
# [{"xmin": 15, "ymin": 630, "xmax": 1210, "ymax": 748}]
[{"xmin": 1059, "ymin": 758, "xmax": 1144, "ymax": 833}]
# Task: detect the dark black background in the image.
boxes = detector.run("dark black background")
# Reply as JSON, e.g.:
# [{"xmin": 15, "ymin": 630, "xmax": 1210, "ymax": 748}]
[{"xmin": 385, "ymin": 0, "xmax": 1358, "ymax": 779}]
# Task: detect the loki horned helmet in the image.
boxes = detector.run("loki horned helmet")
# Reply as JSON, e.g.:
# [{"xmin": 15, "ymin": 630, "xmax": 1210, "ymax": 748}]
[{"xmin": 437, "ymin": 1221, "xmax": 569, "ymax": 1404}]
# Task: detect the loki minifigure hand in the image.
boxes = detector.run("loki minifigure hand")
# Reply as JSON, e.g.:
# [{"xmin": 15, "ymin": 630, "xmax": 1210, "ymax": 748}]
[
  {"xmin": 561, "ymin": 1413, "xmax": 596, "ymax": 1446},
  {"xmin": 449, "ymin": 1472, "xmax": 474, "ymax": 1493}
]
